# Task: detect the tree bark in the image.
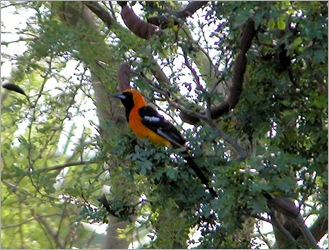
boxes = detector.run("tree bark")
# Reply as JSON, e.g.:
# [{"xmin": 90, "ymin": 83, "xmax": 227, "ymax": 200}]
[{"xmin": 51, "ymin": 2, "xmax": 132, "ymax": 248}]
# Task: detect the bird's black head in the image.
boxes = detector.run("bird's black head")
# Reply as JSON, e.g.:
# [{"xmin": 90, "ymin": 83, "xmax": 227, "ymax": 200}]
[{"xmin": 113, "ymin": 91, "xmax": 134, "ymax": 121}]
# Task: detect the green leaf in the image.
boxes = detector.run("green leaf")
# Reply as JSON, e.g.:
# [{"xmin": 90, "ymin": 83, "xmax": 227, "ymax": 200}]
[
  {"xmin": 268, "ymin": 18, "xmax": 276, "ymax": 29},
  {"xmin": 165, "ymin": 168, "xmax": 178, "ymax": 181},
  {"xmin": 277, "ymin": 14, "xmax": 286, "ymax": 30}
]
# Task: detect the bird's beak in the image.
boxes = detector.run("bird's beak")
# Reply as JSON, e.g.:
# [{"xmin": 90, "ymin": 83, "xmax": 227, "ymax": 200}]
[{"xmin": 113, "ymin": 93, "xmax": 126, "ymax": 100}]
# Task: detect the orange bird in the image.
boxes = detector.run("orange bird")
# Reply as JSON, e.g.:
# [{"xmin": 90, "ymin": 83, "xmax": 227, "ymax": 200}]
[{"xmin": 113, "ymin": 89, "xmax": 217, "ymax": 197}]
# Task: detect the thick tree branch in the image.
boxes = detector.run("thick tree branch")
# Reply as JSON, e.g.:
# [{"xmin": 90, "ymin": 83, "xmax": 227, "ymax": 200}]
[
  {"xmin": 267, "ymin": 197, "xmax": 300, "ymax": 218},
  {"xmin": 181, "ymin": 18, "xmax": 257, "ymax": 124},
  {"xmin": 147, "ymin": 1, "xmax": 208, "ymax": 28},
  {"xmin": 295, "ymin": 214, "xmax": 320, "ymax": 249},
  {"xmin": 117, "ymin": 2, "xmax": 159, "ymax": 40},
  {"xmin": 267, "ymin": 196, "xmax": 321, "ymax": 248},
  {"xmin": 270, "ymin": 210, "xmax": 297, "ymax": 244},
  {"xmin": 175, "ymin": 1, "xmax": 209, "ymax": 19},
  {"xmin": 84, "ymin": 1, "xmax": 115, "ymax": 28},
  {"xmin": 210, "ymin": 18, "xmax": 256, "ymax": 118},
  {"xmin": 53, "ymin": 4, "xmax": 134, "ymax": 249},
  {"xmin": 118, "ymin": 63, "xmax": 131, "ymax": 91},
  {"xmin": 310, "ymin": 209, "xmax": 328, "ymax": 242},
  {"xmin": 118, "ymin": 2, "xmax": 208, "ymax": 40}
]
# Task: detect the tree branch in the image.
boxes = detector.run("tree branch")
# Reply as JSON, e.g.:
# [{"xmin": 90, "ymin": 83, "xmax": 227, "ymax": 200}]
[
  {"xmin": 176, "ymin": 1, "xmax": 209, "ymax": 19},
  {"xmin": 84, "ymin": 1, "xmax": 115, "ymax": 28},
  {"xmin": 295, "ymin": 214, "xmax": 320, "ymax": 249},
  {"xmin": 1, "ymin": 214, "xmax": 62, "ymax": 229},
  {"xmin": 267, "ymin": 196, "xmax": 321, "ymax": 249},
  {"xmin": 34, "ymin": 160, "xmax": 99, "ymax": 174},
  {"xmin": 205, "ymin": 97, "xmax": 248, "ymax": 161},
  {"xmin": 270, "ymin": 210, "xmax": 297, "ymax": 244},
  {"xmin": 310, "ymin": 209, "xmax": 328, "ymax": 242},
  {"xmin": 33, "ymin": 212, "xmax": 65, "ymax": 249},
  {"xmin": 118, "ymin": 63, "xmax": 131, "ymax": 91},
  {"xmin": 182, "ymin": 48, "xmax": 207, "ymax": 95},
  {"xmin": 181, "ymin": 18, "xmax": 257, "ymax": 124},
  {"xmin": 136, "ymin": 71, "xmax": 208, "ymax": 122},
  {"xmin": 147, "ymin": 1, "xmax": 208, "ymax": 28},
  {"xmin": 117, "ymin": 2, "xmax": 159, "ymax": 40}
]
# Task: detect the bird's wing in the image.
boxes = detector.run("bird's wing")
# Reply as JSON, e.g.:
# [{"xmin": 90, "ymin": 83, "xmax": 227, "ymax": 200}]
[{"xmin": 139, "ymin": 105, "xmax": 186, "ymax": 147}]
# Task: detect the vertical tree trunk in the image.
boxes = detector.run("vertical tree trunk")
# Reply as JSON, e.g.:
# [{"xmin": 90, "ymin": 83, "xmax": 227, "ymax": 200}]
[{"xmin": 51, "ymin": 2, "xmax": 132, "ymax": 248}]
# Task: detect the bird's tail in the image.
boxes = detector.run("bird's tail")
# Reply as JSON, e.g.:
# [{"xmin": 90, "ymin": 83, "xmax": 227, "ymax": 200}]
[{"xmin": 183, "ymin": 150, "xmax": 217, "ymax": 198}]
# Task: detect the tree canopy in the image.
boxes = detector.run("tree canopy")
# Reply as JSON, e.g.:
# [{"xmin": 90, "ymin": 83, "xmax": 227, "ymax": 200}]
[{"xmin": 1, "ymin": 1, "xmax": 327, "ymax": 249}]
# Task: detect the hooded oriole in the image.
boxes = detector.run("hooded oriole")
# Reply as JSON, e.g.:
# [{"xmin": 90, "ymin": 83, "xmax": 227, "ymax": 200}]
[{"xmin": 113, "ymin": 89, "xmax": 217, "ymax": 197}]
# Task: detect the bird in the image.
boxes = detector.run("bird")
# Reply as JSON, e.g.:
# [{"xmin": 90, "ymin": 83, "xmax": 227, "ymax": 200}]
[{"xmin": 113, "ymin": 89, "xmax": 217, "ymax": 198}]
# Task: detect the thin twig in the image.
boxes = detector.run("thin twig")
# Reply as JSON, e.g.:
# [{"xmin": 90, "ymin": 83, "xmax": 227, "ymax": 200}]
[
  {"xmin": 33, "ymin": 211, "xmax": 65, "ymax": 248},
  {"xmin": 1, "ymin": 214, "xmax": 62, "ymax": 229},
  {"xmin": 182, "ymin": 47, "xmax": 207, "ymax": 94},
  {"xmin": 205, "ymin": 96, "xmax": 248, "ymax": 161},
  {"xmin": 33, "ymin": 160, "xmax": 99, "ymax": 174},
  {"xmin": 27, "ymin": 55, "xmax": 54, "ymax": 192},
  {"xmin": 136, "ymin": 71, "xmax": 208, "ymax": 121},
  {"xmin": 1, "ymin": 37, "xmax": 37, "ymax": 46},
  {"xmin": 255, "ymin": 219, "xmax": 273, "ymax": 248}
]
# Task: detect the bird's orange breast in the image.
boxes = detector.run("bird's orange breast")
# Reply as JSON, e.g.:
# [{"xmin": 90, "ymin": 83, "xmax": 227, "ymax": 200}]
[{"xmin": 128, "ymin": 106, "xmax": 170, "ymax": 147}]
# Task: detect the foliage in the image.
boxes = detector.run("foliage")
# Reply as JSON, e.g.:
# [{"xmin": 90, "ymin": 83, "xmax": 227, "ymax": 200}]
[{"xmin": 1, "ymin": 1, "xmax": 327, "ymax": 249}]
